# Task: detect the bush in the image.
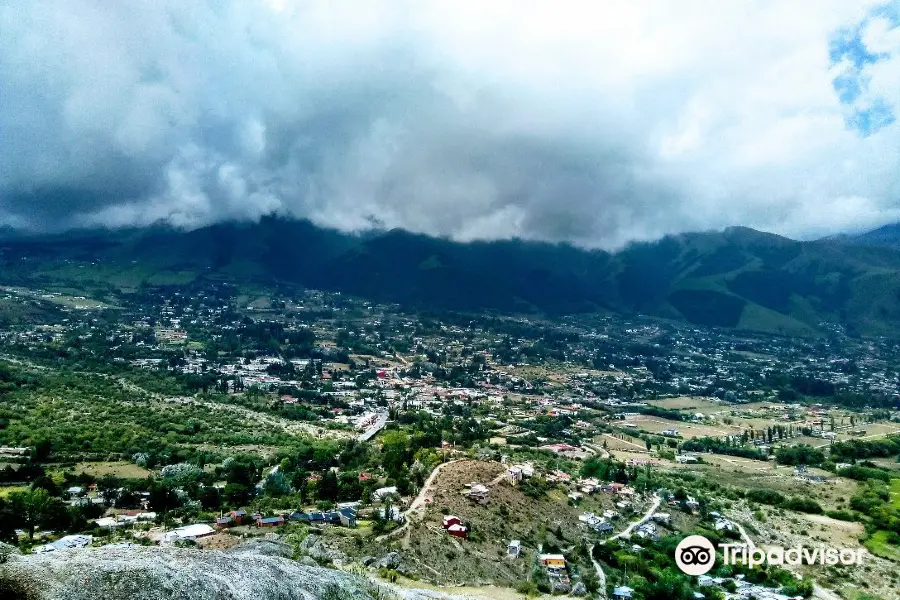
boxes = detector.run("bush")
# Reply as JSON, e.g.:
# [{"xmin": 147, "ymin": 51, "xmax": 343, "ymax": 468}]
[
  {"xmin": 783, "ymin": 497, "xmax": 823, "ymax": 514},
  {"xmin": 515, "ymin": 581, "xmax": 540, "ymax": 597},
  {"xmin": 825, "ymin": 509, "xmax": 857, "ymax": 522}
]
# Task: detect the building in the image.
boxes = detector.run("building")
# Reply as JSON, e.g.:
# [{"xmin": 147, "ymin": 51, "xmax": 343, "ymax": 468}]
[
  {"xmin": 442, "ymin": 515, "xmax": 462, "ymax": 529},
  {"xmin": 538, "ymin": 554, "xmax": 567, "ymax": 570},
  {"xmin": 507, "ymin": 466, "xmax": 523, "ymax": 484},
  {"xmin": 447, "ymin": 524, "xmax": 468, "ymax": 538},
  {"xmin": 676, "ymin": 454, "xmax": 698, "ymax": 464},
  {"xmin": 612, "ymin": 586, "xmax": 634, "ymax": 599},
  {"xmin": 165, "ymin": 523, "xmax": 215, "ymax": 542},
  {"xmin": 32, "ymin": 535, "xmax": 93, "ymax": 554},
  {"xmin": 230, "ymin": 510, "xmax": 247, "ymax": 525},
  {"xmin": 465, "ymin": 484, "xmax": 490, "ymax": 504},
  {"xmin": 289, "ymin": 507, "xmax": 357, "ymax": 528},
  {"xmin": 593, "ymin": 521, "xmax": 614, "ymax": 534},
  {"xmin": 372, "ymin": 486, "xmax": 398, "ymax": 501},
  {"xmin": 507, "ymin": 540, "xmax": 522, "ymax": 558},
  {"xmin": 257, "ymin": 515, "xmax": 285, "ymax": 528}
]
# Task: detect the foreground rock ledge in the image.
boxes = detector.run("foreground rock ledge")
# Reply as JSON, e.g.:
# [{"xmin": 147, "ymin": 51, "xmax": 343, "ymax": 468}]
[{"xmin": 0, "ymin": 542, "xmax": 397, "ymax": 600}]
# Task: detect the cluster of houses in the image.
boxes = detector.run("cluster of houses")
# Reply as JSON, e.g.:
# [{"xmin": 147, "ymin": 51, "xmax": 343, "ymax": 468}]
[
  {"xmin": 93, "ymin": 511, "xmax": 157, "ymax": 529},
  {"xmin": 214, "ymin": 506, "xmax": 359, "ymax": 530},
  {"xmin": 578, "ymin": 511, "xmax": 615, "ymax": 534}
]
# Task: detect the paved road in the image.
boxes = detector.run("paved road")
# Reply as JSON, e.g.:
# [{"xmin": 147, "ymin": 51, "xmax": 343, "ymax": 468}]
[{"xmin": 358, "ymin": 410, "xmax": 389, "ymax": 442}]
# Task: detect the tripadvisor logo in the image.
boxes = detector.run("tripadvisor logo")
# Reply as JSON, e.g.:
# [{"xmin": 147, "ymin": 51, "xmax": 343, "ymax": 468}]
[
  {"xmin": 675, "ymin": 535, "xmax": 716, "ymax": 575},
  {"xmin": 674, "ymin": 535, "xmax": 867, "ymax": 575}
]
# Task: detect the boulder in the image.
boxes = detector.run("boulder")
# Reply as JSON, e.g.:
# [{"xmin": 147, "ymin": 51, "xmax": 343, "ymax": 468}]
[
  {"xmin": 550, "ymin": 578, "xmax": 571, "ymax": 595},
  {"xmin": 375, "ymin": 552, "xmax": 402, "ymax": 570},
  {"xmin": 298, "ymin": 556, "xmax": 319, "ymax": 568},
  {"xmin": 0, "ymin": 543, "xmax": 20, "ymax": 565},
  {"xmin": 0, "ymin": 543, "xmax": 388, "ymax": 600}
]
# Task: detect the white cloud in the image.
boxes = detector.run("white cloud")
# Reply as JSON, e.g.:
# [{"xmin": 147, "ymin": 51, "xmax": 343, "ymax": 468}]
[{"xmin": 0, "ymin": 0, "xmax": 898, "ymax": 248}]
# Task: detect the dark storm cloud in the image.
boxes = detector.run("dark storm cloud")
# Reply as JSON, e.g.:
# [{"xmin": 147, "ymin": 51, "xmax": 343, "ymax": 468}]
[{"xmin": 1, "ymin": 1, "xmax": 899, "ymax": 247}]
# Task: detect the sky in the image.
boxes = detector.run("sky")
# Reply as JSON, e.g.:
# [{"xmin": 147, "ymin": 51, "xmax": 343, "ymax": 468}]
[{"xmin": 1, "ymin": 1, "xmax": 899, "ymax": 249}]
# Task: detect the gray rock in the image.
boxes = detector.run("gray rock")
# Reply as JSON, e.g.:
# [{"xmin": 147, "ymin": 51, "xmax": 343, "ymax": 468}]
[
  {"xmin": 361, "ymin": 556, "xmax": 377, "ymax": 567},
  {"xmin": 298, "ymin": 534, "xmax": 347, "ymax": 564},
  {"xmin": 376, "ymin": 552, "xmax": 402, "ymax": 570},
  {"xmin": 228, "ymin": 539, "xmax": 293, "ymax": 559},
  {"xmin": 298, "ymin": 556, "xmax": 319, "ymax": 567},
  {"xmin": 0, "ymin": 544, "xmax": 390, "ymax": 600},
  {"xmin": 0, "ymin": 542, "xmax": 20, "ymax": 564},
  {"xmin": 571, "ymin": 581, "xmax": 588, "ymax": 596},
  {"xmin": 550, "ymin": 578, "xmax": 571, "ymax": 595}
]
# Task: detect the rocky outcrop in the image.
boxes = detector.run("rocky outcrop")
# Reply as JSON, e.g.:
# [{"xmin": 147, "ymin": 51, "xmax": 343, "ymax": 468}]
[
  {"xmin": 0, "ymin": 541, "xmax": 393, "ymax": 600},
  {"xmin": 298, "ymin": 534, "xmax": 348, "ymax": 565},
  {"xmin": 571, "ymin": 581, "xmax": 588, "ymax": 596},
  {"xmin": 375, "ymin": 552, "xmax": 402, "ymax": 570}
]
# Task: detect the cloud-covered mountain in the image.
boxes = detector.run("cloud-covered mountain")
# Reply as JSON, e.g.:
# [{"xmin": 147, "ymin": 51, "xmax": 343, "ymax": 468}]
[
  {"xmin": 2, "ymin": 1, "xmax": 900, "ymax": 248},
  {"xmin": 5, "ymin": 217, "xmax": 900, "ymax": 337}
]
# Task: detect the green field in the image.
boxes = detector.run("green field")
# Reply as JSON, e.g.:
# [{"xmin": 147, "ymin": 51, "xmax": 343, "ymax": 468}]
[{"xmin": 865, "ymin": 530, "xmax": 900, "ymax": 562}]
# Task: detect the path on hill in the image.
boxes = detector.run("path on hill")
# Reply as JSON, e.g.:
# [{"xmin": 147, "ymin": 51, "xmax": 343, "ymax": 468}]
[
  {"xmin": 588, "ymin": 545, "xmax": 607, "ymax": 598},
  {"xmin": 732, "ymin": 521, "xmax": 756, "ymax": 549},
  {"xmin": 608, "ymin": 494, "xmax": 662, "ymax": 542},
  {"xmin": 375, "ymin": 459, "xmax": 468, "ymax": 542},
  {"xmin": 587, "ymin": 493, "xmax": 661, "ymax": 598}
]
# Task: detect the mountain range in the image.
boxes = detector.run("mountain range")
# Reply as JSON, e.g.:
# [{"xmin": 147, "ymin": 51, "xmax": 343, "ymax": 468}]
[{"xmin": 2, "ymin": 217, "xmax": 900, "ymax": 337}]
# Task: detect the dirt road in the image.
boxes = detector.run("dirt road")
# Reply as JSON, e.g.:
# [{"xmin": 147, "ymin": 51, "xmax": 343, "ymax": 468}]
[
  {"xmin": 608, "ymin": 495, "xmax": 662, "ymax": 542},
  {"xmin": 375, "ymin": 459, "xmax": 468, "ymax": 542}
]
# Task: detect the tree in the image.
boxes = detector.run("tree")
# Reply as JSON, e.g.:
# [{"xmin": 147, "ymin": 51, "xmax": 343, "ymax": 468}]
[
  {"xmin": 317, "ymin": 470, "xmax": 338, "ymax": 501},
  {"xmin": 8, "ymin": 489, "xmax": 68, "ymax": 539},
  {"xmin": 148, "ymin": 483, "xmax": 180, "ymax": 514},
  {"xmin": 381, "ymin": 431, "xmax": 411, "ymax": 477}
]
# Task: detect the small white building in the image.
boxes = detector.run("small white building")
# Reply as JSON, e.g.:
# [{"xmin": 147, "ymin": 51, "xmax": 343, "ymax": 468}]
[{"xmin": 507, "ymin": 540, "xmax": 522, "ymax": 557}]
